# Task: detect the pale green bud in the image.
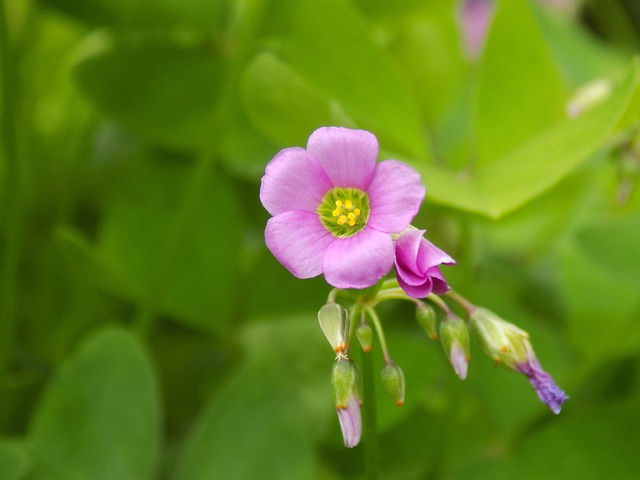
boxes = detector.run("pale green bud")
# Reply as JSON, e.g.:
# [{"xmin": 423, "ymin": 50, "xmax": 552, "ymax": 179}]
[
  {"xmin": 356, "ymin": 322, "xmax": 373, "ymax": 352},
  {"xmin": 381, "ymin": 361, "xmax": 405, "ymax": 406},
  {"xmin": 318, "ymin": 303, "xmax": 350, "ymax": 354},
  {"xmin": 416, "ymin": 303, "xmax": 438, "ymax": 340},
  {"xmin": 332, "ymin": 359, "xmax": 361, "ymax": 409},
  {"xmin": 470, "ymin": 307, "xmax": 529, "ymax": 370},
  {"xmin": 440, "ymin": 315, "xmax": 470, "ymax": 380}
]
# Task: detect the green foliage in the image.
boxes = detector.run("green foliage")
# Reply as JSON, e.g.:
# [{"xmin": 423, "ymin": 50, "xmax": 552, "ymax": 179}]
[{"xmin": 2, "ymin": 0, "xmax": 640, "ymax": 479}]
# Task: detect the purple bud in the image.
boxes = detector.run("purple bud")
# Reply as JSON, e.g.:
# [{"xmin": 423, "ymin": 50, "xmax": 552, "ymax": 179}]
[{"xmin": 337, "ymin": 397, "xmax": 362, "ymax": 448}]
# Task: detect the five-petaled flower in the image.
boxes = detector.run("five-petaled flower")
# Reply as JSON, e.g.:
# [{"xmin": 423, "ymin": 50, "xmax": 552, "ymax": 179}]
[
  {"xmin": 394, "ymin": 229, "xmax": 456, "ymax": 298},
  {"xmin": 260, "ymin": 127, "xmax": 425, "ymax": 289}
]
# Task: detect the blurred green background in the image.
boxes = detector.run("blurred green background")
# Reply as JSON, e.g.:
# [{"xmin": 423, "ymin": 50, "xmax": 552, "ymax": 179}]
[{"xmin": 1, "ymin": 0, "xmax": 640, "ymax": 478}]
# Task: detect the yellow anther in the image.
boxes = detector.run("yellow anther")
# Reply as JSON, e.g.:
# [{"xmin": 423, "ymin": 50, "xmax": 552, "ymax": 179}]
[
  {"xmin": 347, "ymin": 212, "xmax": 355, "ymax": 220},
  {"xmin": 337, "ymin": 215, "xmax": 347, "ymax": 225},
  {"xmin": 353, "ymin": 208, "xmax": 361, "ymax": 215},
  {"xmin": 345, "ymin": 200, "xmax": 353, "ymax": 209},
  {"xmin": 348, "ymin": 219, "xmax": 356, "ymax": 227},
  {"xmin": 335, "ymin": 200, "xmax": 343, "ymax": 208},
  {"xmin": 332, "ymin": 209, "xmax": 340, "ymax": 217}
]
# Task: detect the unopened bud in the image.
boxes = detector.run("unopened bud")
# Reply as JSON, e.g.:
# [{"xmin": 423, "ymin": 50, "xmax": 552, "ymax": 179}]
[
  {"xmin": 318, "ymin": 303, "xmax": 350, "ymax": 353},
  {"xmin": 356, "ymin": 322, "xmax": 373, "ymax": 352},
  {"xmin": 440, "ymin": 315, "xmax": 470, "ymax": 380},
  {"xmin": 381, "ymin": 361, "xmax": 406, "ymax": 406},
  {"xmin": 332, "ymin": 359, "xmax": 361, "ymax": 409},
  {"xmin": 416, "ymin": 303, "xmax": 438, "ymax": 340},
  {"xmin": 470, "ymin": 307, "xmax": 529, "ymax": 370}
]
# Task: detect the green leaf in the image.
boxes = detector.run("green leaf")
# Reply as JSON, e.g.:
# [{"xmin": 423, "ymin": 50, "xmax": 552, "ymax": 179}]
[
  {"xmin": 453, "ymin": 402, "xmax": 640, "ymax": 480},
  {"xmin": 0, "ymin": 441, "xmax": 29, "ymax": 480},
  {"xmin": 95, "ymin": 155, "xmax": 241, "ymax": 332},
  {"xmin": 173, "ymin": 356, "xmax": 318, "ymax": 480},
  {"xmin": 241, "ymin": 52, "xmax": 339, "ymax": 147},
  {"xmin": 28, "ymin": 328, "xmax": 161, "ymax": 480},
  {"xmin": 415, "ymin": 57, "xmax": 640, "ymax": 218},
  {"xmin": 73, "ymin": 32, "xmax": 226, "ymax": 150},
  {"xmin": 41, "ymin": 0, "xmax": 226, "ymax": 34},
  {"xmin": 474, "ymin": 0, "xmax": 566, "ymax": 167},
  {"xmin": 576, "ymin": 213, "xmax": 640, "ymax": 283},
  {"xmin": 288, "ymin": 0, "xmax": 429, "ymax": 159}
]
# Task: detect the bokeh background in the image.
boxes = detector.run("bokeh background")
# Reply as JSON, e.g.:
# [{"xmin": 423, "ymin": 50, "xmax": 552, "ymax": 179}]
[{"xmin": 1, "ymin": 0, "xmax": 640, "ymax": 478}]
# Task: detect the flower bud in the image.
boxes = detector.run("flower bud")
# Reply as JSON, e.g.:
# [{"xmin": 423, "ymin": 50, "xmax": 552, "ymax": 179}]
[
  {"xmin": 337, "ymin": 397, "xmax": 362, "ymax": 448},
  {"xmin": 331, "ymin": 358, "xmax": 361, "ymax": 409},
  {"xmin": 470, "ymin": 307, "xmax": 569, "ymax": 414},
  {"xmin": 381, "ymin": 361, "xmax": 406, "ymax": 406},
  {"xmin": 318, "ymin": 303, "xmax": 350, "ymax": 353},
  {"xmin": 416, "ymin": 303, "xmax": 438, "ymax": 340},
  {"xmin": 356, "ymin": 322, "xmax": 373, "ymax": 352},
  {"xmin": 439, "ymin": 315, "xmax": 470, "ymax": 380},
  {"xmin": 469, "ymin": 307, "xmax": 529, "ymax": 370}
]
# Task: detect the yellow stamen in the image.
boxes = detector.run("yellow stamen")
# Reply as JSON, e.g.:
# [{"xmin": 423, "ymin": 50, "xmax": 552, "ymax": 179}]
[
  {"xmin": 332, "ymin": 209, "xmax": 340, "ymax": 217},
  {"xmin": 353, "ymin": 208, "xmax": 361, "ymax": 215},
  {"xmin": 337, "ymin": 215, "xmax": 347, "ymax": 225},
  {"xmin": 348, "ymin": 219, "xmax": 356, "ymax": 227},
  {"xmin": 335, "ymin": 200, "xmax": 343, "ymax": 208},
  {"xmin": 347, "ymin": 212, "xmax": 355, "ymax": 220}
]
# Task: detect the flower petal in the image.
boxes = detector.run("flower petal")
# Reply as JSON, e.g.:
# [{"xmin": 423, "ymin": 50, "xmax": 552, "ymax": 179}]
[
  {"xmin": 265, "ymin": 210, "xmax": 334, "ymax": 279},
  {"xmin": 397, "ymin": 275, "xmax": 433, "ymax": 298},
  {"xmin": 337, "ymin": 398, "xmax": 362, "ymax": 448},
  {"xmin": 260, "ymin": 147, "xmax": 332, "ymax": 216},
  {"xmin": 367, "ymin": 160, "xmax": 426, "ymax": 232},
  {"xmin": 416, "ymin": 236, "xmax": 456, "ymax": 277},
  {"xmin": 323, "ymin": 228, "xmax": 394, "ymax": 289},
  {"xmin": 307, "ymin": 127, "xmax": 377, "ymax": 190}
]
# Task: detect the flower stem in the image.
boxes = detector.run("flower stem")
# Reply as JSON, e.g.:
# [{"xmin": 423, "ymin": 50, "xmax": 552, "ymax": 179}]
[
  {"xmin": 427, "ymin": 293, "xmax": 453, "ymax": 316},
  {"xmin": 445, "ymin": 290, "xmax": 477, "ymax": 317},
  {"xmin": 366, "ymin": 307, "xmax": 391, "ymax": 364},
  {"xmin": 0, "ymin": 0, "xmax": 23, "ymax": 376},
  {"xmin": 360, "ymin": 342, "xmax": 381, "ymax": 480}
]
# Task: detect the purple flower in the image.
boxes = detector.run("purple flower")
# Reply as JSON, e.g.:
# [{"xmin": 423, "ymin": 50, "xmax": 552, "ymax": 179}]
[
  {"xmin": 517, "ymin": 346, "xmax": 569, "ymax": 415},
  {"xmin": 394, "ymin": 229, "xmax": 455, "ymax": 298},
  {"xmin": 337, "ymin": 397, "xmax": 362, "ymax": 448},
  {"xmin": 260, "ymin": 127, "xmax": 425, "ymax": 289}
]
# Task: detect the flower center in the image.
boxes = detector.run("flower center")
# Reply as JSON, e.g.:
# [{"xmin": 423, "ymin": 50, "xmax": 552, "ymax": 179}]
[{"xmin": 317, "ymin": 187, "xmax": 370, "ymax": 238}]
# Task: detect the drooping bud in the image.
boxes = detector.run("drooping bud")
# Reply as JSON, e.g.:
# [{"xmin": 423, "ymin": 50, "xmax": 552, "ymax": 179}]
[
  {"xmin": 470, "ymin": 307, "xmax": 569, "ymax": 414},
  {"xmin": 469, "ymin": 307, "xmax": 529, "ymax": 370},
  {"xmin": 416, "ymin": 303, "xmax": 438, "ymax": 340},
  {"xmin": 331, "ymin": 358, "xmax": 361, "ymax": 409},
  {"xmin": 337, "ymin": 397, "xmax": 362, "ymax": 448},
  {"xmin": 381, "ymin": 361, "xmax": 406, "ymax": 406},
  {"xmin": 439, "ymin": 315, "xmax": 470, "ymax": 380},
  {"xmin": 356, "ymin": 321, "xmax": 373, "ymax": 352},
  {"xmin": 318, "ymin": 303, "xmax": 350, "ymax": 354},
  {"xmin": 331, "ymin": 358, "xmax": 363, "ymax": 448}
]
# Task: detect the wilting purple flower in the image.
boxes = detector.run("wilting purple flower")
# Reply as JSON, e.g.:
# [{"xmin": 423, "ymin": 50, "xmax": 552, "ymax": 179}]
[
  {"xmin": 471, "ymin": 307, "xmax": 569, "ymax": 414},
  {"xmin": 337, "ymin": 397, "xmax": 362, "ymax": 448},
  {"xmin": 517, "ymin": 345, "xmax": 569, "ymax": 414},
  {"xmin": 260, "ymin": 127, "xmax": 425, "ymax": 289},
  {"xmin": 394, "ymin": 229, "xmax": 455, "ymax": 298}
]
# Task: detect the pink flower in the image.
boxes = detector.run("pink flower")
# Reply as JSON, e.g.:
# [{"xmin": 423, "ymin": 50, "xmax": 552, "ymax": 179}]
[
  {"xmin": 260, "ymin": 127, "xmax": 425, "ymax": 289},
  {"xmin": 394, "ymin": 229, "xmax": 455, "ymax": 298}
]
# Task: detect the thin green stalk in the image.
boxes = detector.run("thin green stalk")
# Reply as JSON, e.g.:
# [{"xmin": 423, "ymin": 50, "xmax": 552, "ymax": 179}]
[
  {"xmin": 0, "ymin": 0, "xmax": 23, "ymax": 375},
  {"xmin": 360, "ymin": 343, "xmax": 381, "ymax": 480},
  {"xmin": 366, "ymin": 307, "xmax": 391, "ymax": 364}
]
